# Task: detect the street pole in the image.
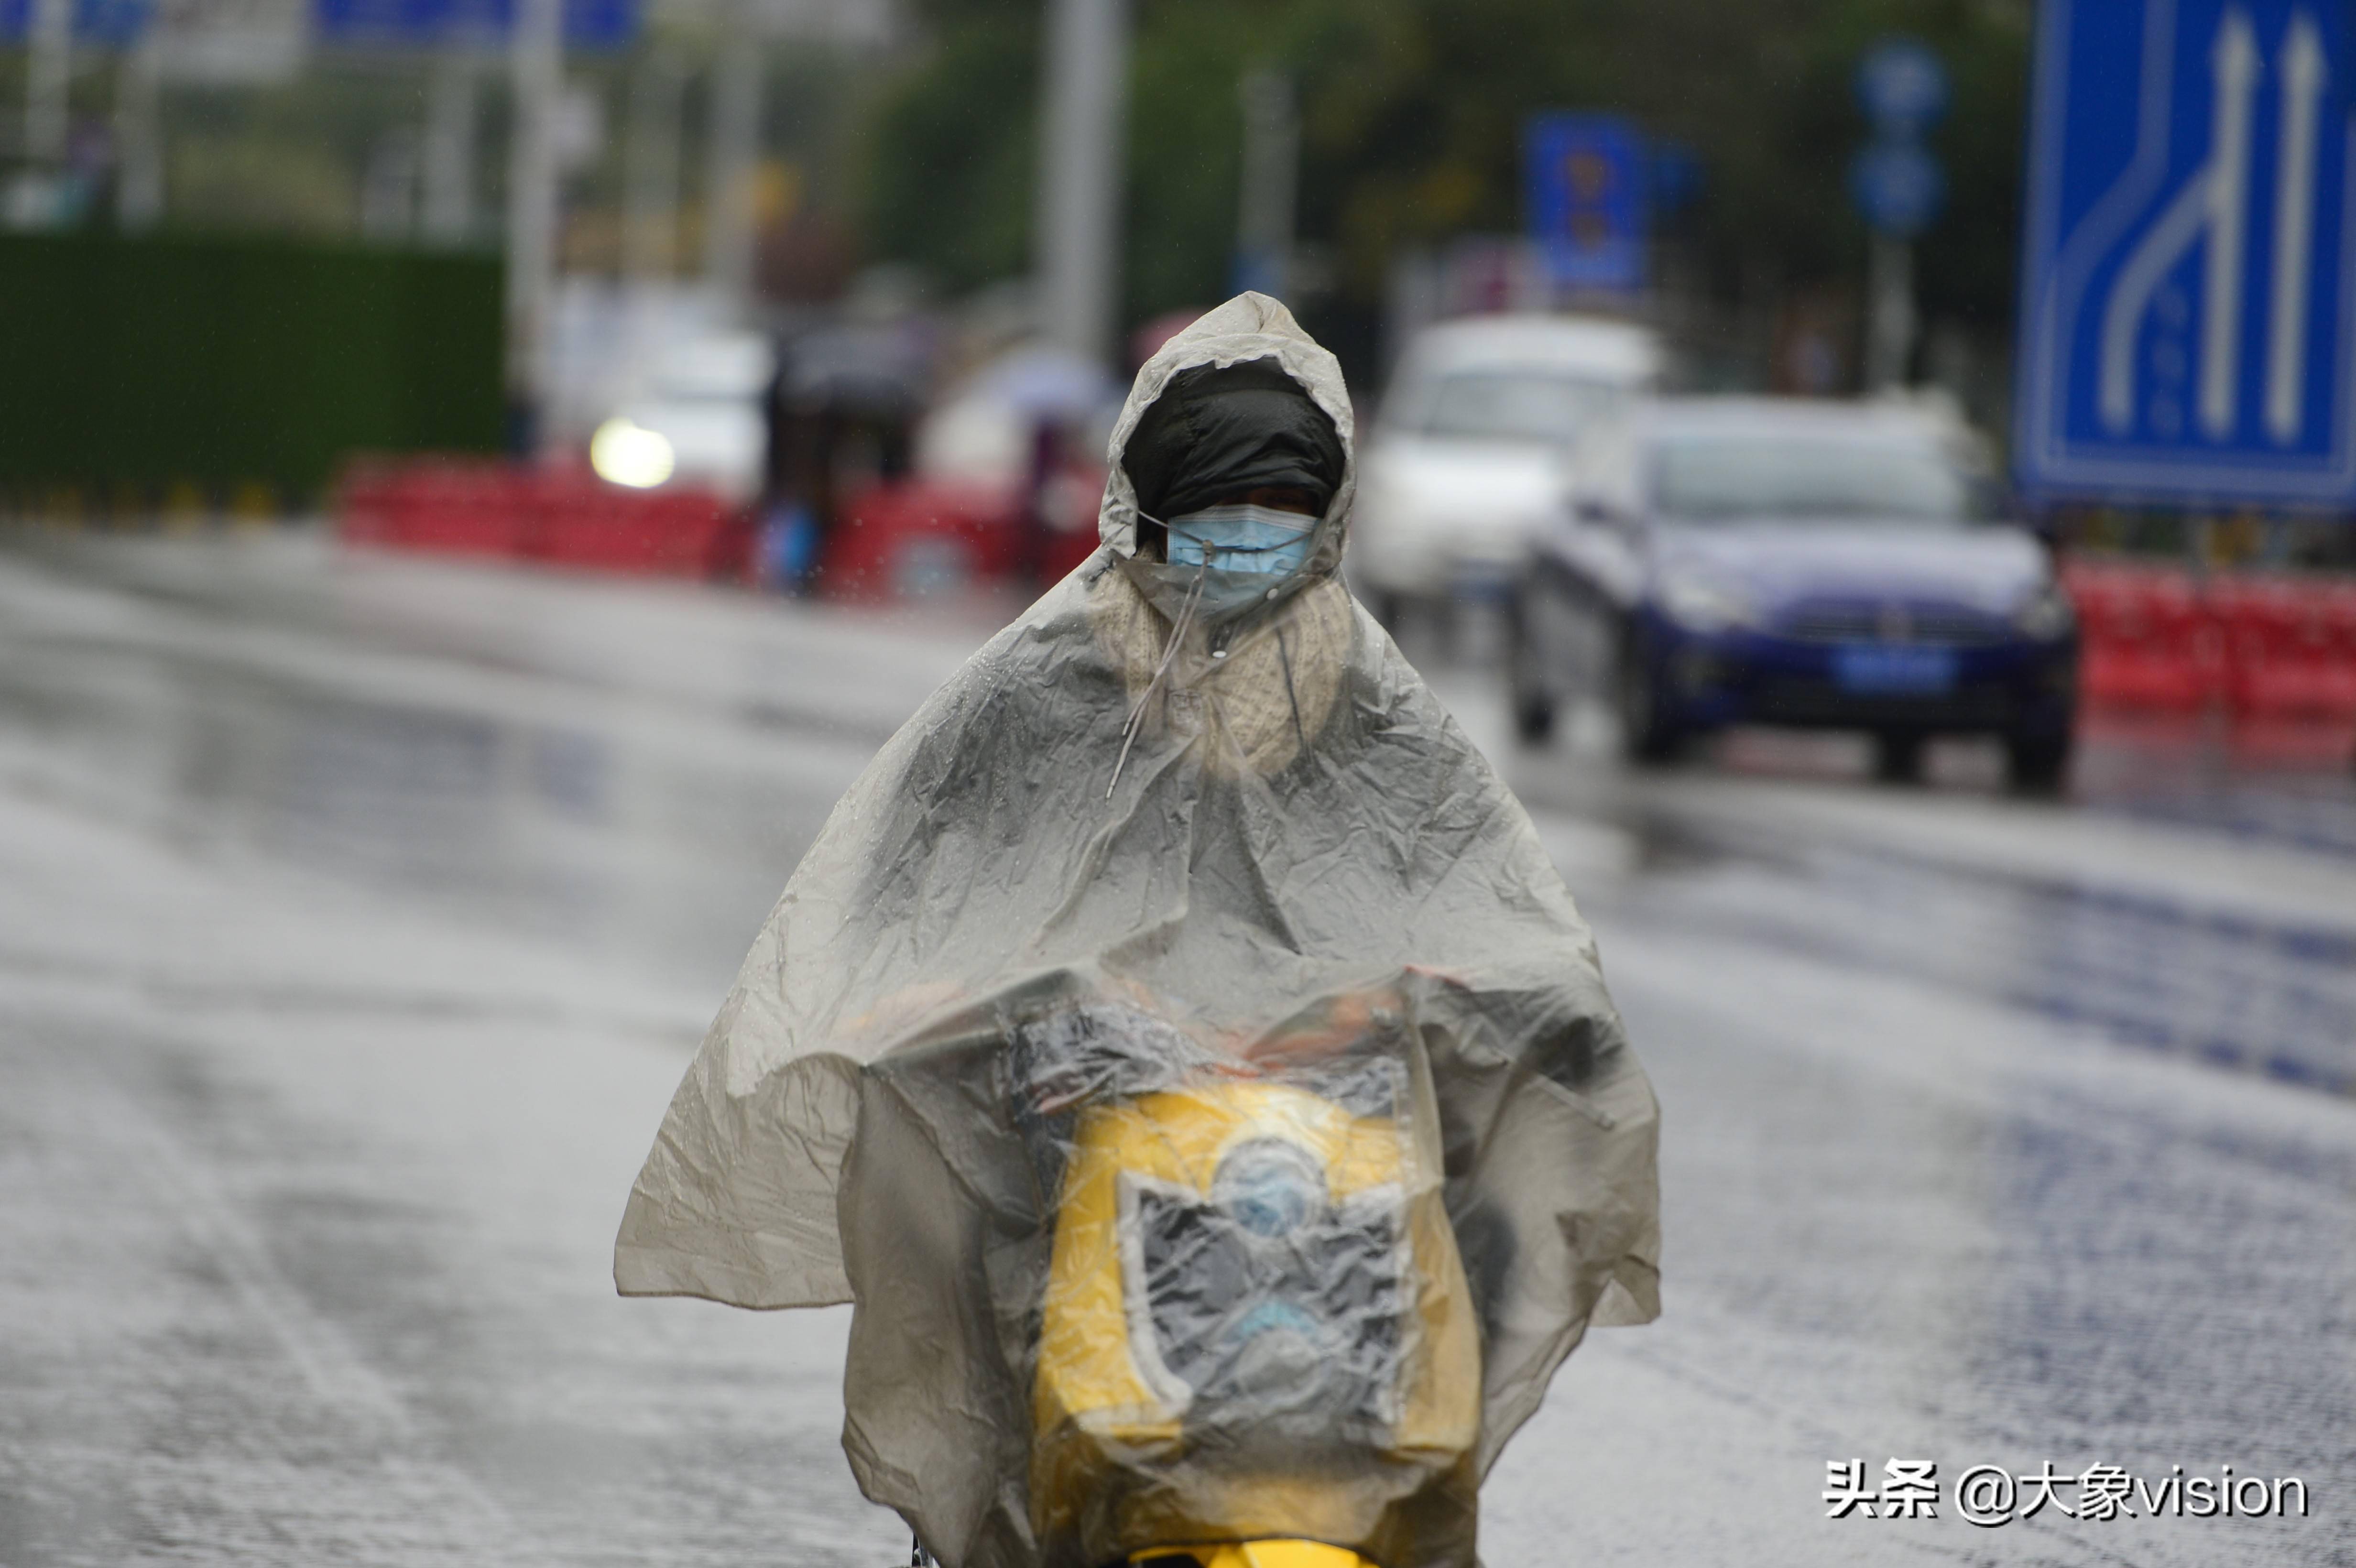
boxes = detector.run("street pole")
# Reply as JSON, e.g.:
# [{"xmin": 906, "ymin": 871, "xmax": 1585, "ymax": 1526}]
[
  {"xmin": 115, "ymin": 33, "xmax": 164, "ymax": 229},
  {"xmin": 422, "ymin": 55, "xmax": 478, "ymax": 247},
  {"xmin": 506, "ymin": 0, "xmax": 564, "ymax": 451},
  {"xmin": 26, "ymin": 0, "xmax": 71, "ymax": 170},
  {"xmin": 1033, "ymin": 0, "xmax": 1129, "ymax": 368},
  {"xmin": 1866, "ymin": 232, "xmax": 1916, "ymax": 392},
  {"xmin": 625, "ymin": 51, "xmax": 686, "ymax": 281},
  {"xmin": 362, "ymin": 126, "xmax": 422, "ymax": 240},
  {"xmin": 1233, "ymin": 66, "xmax": 1296, "ymax": 299},
  {"xmin": 703, "ymin": 46, "xmax": 762, "ymax": 317}
]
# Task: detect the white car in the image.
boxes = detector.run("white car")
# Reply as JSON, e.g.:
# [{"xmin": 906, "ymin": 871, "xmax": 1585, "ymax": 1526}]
[
  {"xmin": 593, "ymin": 332, "xmax": 774, "ymax": 500},
  {"xmin": 1351, "ymin": 314, "xmax": 1661, "ymax": 622}
]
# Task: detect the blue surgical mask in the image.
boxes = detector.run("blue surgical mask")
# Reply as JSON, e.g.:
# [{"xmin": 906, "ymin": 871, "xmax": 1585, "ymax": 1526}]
[{"xmin": 1164, "ymin": 503, "xmax": 1318, "ymax": 578}]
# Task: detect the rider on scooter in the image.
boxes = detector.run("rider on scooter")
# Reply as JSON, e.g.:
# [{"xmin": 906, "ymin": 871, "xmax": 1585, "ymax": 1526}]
[{"xmin": 617, "ymin": 294, "xmax": 1659, "ymax": 1568}]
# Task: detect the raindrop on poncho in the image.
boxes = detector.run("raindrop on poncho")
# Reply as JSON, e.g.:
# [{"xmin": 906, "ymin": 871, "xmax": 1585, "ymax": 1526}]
[{"xmin": 616, "ymin": 294, "xmax": 1659, "ymax": 1568}]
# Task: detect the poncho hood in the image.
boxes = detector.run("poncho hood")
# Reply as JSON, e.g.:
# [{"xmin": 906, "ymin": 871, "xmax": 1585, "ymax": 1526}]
[
  {"xmin": 1120, "ymin": 355, "xmax": 1345, "ymax": 524},
  {"xmin": 615, "ymin": 294, "xmax": 1658, "ymax": 1568},
  {"xmin": 1103, "ymin": 293, "xmax": 1356, "ymax": 632}
]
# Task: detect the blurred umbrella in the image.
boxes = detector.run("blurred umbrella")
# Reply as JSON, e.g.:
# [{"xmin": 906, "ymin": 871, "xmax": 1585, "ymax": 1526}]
[
  {"xmin": 784, "ymin": 321, "xmax": 933, "ymax": 414},
  {"xmin": 975, "ymin": 344, "xmax": 1119, "ymax": 419},
  {"xmin": 1129, "ymin": 310, "xmax": 1203, "ymax": 370}
]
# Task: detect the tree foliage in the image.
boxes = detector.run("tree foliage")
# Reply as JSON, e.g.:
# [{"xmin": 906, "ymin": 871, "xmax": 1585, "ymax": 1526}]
[{"xmin": 858, "ymin": 0, "xmax": 2033, "ymax": 360}]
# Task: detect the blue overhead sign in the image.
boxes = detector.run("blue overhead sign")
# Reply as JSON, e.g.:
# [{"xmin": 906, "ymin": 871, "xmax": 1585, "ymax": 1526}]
[
  {"xmin": 1857, "ymin": 37, "xmax": 1950, "ymax": 135},
  {"xmin": 1525, "ymin": 113, "xmax": 1647, "ymax": 294},
  {"xmin": 1851, "ymin": 139, "xmax": 1945, "ymax": 237},
  {"xmin": 2016, "ymin": 0, "xmax": 2356, "ymax": 507},
  {"xmin": 0, "ymin": 0, "xmax": 150, "ymax": 45},
  {"xmin": 314, "ymin": 0, "xmax": 636, "ymax": 49}
]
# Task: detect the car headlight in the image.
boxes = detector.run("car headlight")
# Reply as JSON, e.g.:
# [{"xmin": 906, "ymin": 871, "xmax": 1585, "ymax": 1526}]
[
  {"xmin": 2013, "ymin": 581, "xmax": 2076, "ymax": 640},
  {"xmin": 1658, "ymin": 570, "xmax": 1758, "ymax": 633},
  {"xmin": 589, "ymin": 417, "xmax": 676, "ymax": 489}
]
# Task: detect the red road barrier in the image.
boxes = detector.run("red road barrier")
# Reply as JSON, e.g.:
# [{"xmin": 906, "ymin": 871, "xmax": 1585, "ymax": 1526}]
[
  {"xmin": 2063, "ymin": 559, "xmax": 2224, "ymax": 710},
  {"xmin": 2062, "ymin": 558, "xmax": 2356, "ymax": 718},
  {"xmin": 342, "ymin": 459, "xmax": 1106, "ymax": 596},
  {"xmin": 2213, "ymin": 575, "xmax": 2356, "ymax": 718},
  {"xmin": 338, "ymin": 458, "xmax": 748, "ymax": 580},
  {"xmin": 821, "ymin": 476, "xmax": 1104, "ymax": 602},
  {"xmin": 821, "ymin": 479, "xmax": 1024, "ymax": 602},
  {"xmin": 340, "ymin": 460, "xmax": 528, "ymax": 558}
]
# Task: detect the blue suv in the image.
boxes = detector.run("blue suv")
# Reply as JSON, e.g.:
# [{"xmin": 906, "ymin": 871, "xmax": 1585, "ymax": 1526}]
[{"xmin": 1506, "ymin": 398, "xmax": 2078, "ymax": 791}]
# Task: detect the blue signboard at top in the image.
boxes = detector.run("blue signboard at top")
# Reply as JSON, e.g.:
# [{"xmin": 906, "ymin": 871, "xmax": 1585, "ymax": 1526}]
[
  {"xmin": 315, "ymin": 0, "xmax": 636, "ymax": 49},
  {"xmin": 1856, "ymin": 38, "xmax": 1951, "ymax": 134},
  {"xmin": 0, "ymin": 0, "xmax": 150, "ymax": 46},
  {"xmin": 1525, "ymin": 113, "xmax": 1648, "ymax": 294},
  {"xmin": 2016, "ymin": 0, "xmax": 2356, "ymax": 507},
  {"xmin": 1851, "ymin": 140, "xmax": 1945, "ymax": 237}
]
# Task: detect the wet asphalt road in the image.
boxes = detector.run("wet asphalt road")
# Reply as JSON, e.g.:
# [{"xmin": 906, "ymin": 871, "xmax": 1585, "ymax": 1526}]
[{"xmin": 1, "ymin": 530, "xmax": 2352, "ymax": 1568}]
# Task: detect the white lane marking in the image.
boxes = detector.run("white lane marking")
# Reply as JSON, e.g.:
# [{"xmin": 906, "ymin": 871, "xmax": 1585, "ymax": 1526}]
[
  {"xmin": 91, "ymin": 1085, "xmax": 414, "ymax": 1431},
  {"xmin": 22, "ymin": 1034, "xmax": 561, "ymax": 1566}
]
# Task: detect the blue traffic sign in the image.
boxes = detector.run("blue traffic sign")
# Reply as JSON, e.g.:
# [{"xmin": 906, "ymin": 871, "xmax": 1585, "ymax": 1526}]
[
  {"xmin": 1857, "ymin": 38, "xmax": 1950, "ymax": 135},
  {"xmin": 1850, "ymin": 139, "xmax": 1945, "ymax": 237},
  {"xmin": 1524, "ymin": 113, "xmax": 1647, "ymax": 294},
  {"xmin": 2016, "ymin": 0, "xmax": 2356, "ymax": 506},
  {"xmin": 315, "ymin": 0, "xmax": 636, "ymax": 49}
]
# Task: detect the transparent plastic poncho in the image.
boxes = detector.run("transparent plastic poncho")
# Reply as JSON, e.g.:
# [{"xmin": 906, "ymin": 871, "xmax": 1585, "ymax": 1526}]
[{"xmin": 615, "ymin": 294, "xmax": 1659, "ymax": 1568}]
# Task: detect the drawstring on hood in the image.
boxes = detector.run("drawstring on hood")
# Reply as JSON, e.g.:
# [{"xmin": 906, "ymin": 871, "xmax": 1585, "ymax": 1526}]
[{"xmin": 1105, "ymin": 559, "xmax": 1206, "ymax": 798}]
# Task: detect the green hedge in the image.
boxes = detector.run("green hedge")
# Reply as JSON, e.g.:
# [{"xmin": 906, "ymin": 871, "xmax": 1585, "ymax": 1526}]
[{"xmin": 0, "ymin": 230, "xmax": 504, "ymax": 503}]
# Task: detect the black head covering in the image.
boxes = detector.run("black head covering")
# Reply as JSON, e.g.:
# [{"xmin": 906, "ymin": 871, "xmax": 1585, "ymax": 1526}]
[{"xmin": 1121, "ymin": 357, "xmax": 1346, "ymax": 524}]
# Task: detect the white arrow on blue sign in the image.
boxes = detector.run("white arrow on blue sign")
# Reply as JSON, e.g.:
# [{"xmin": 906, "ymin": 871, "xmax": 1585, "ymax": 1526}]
[{"xmin": 2016, "ymin": 0, "xmax": 2356, "ymax": 506}]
